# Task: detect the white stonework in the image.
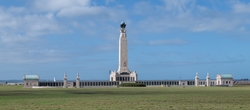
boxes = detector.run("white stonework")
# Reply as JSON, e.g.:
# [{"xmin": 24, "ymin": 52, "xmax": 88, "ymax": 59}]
[
  {"xmin": 118, "ymin": 23, "xmax": 129, "ymax": 73},
  {"xmin": 206, "ymin": 73, "xmax": 211, "ymax": 87},
  {"xmin": 66, "ymin": 82, "xmax": 74, "ymax": 88},
  {"xmin": 76, "ymin": 73, "xmax": 80, "ymax": 88},
  {"xmin": 110, "ymin": 22, "xmax": 138, "ymax": 82},
  {"xmin": 194, "ymin": 73, "xmax": 233, "ymax": 87},
  {"xmin": 216, "ymin": 74, "xmax": 233, "ymax": 86},
  {"xmin": 195, "ymin": 72, "xmax": 199, "ymax": 87},
  {"xmin": 110, "ymin": 70, "xmax": 138, "ymax": 81},
  {"xmin": 63, "ymin": 73, "xmax": 67, "ymax": 88},
  {"xmin": 23, "ymin": 73, "xmax": 234, "ymax": 88},
  {"xmin": 23, "ymin": 75, "xmax": 39, "ymax": 88}
]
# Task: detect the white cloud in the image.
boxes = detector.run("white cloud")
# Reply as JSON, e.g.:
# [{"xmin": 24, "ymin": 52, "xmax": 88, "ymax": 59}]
[
  {"xmin": 106, "ymin": 0, "xmax": 115, "ymax": 4},
  {"xmin": 95, "ymin": 44, "xmax": 117, "ymax": 51},
  {"xmin": 56, "ymin": 5, "xmax": 127, "ymax": 21},
  {"xmin": 133, "ymin": 1, "xmax": 154, "ymax": 15},
  {"xmin": 190, "ymin": 17, "xmax": 239, "ymax": 32},
  {"xmin": 0, "ymin": 5, "xmax": 66, "ymax": 63},
  {"xmin": 0, "ymin": 0, "xmax": 127, "ymax": 64},
  {"xmin": 57, "ymin": 6, "xmax": 105, "ymax": 17},
  {"xmin": 133, "ymin": 1, "xmax": 250, "ymax": 34},
  {"xmin": 239, "ymin": 26, "xmax": 246, "ymax": 31},
  {"xmin": 197, "ymin": 5, "xmax": 208, "ymax": 12},
  {"xmin": 149, "ymin": 39, "xmax": 189, "ymax": 45},
  {"xmin": 33, "ymin": 0, "xmax": 90, "ymax": 12},
  {"xmin": 6, "ymin": 7, "xmax": 26, "ymax": 13},
  {"xmin": 0, "ymin": 49, "xmax": 68, "ymax": 63},
  {"xmin": 33, "ymin": 0, "xmax": 126, "ymax": 20},
  {"xmin": 162, "ymin": 0, "xmax": 195, "ymax": 15},
  {"xmin": 0, "ymin": 6, "xmax": 63, "ymax": 43},
  {"xmin": 233, "ymin": 2, "xmax": 250, "ymax": 13}
]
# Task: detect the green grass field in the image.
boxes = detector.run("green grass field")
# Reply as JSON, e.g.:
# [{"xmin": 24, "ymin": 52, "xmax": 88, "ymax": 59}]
[{"xmin": 0, "ymin": 85, "xmax": 250, "ymax": 110}]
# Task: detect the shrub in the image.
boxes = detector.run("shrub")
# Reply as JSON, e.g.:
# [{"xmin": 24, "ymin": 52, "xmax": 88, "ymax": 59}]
[
  {"xmin": 213, "ymin": 85, "xmax": 229, "ymax": 87},
  {"xmin": 119, "ymin": 83, "xmax": 146, "ymax": 87}
]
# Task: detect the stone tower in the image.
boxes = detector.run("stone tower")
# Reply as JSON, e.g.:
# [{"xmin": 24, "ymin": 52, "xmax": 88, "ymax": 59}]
[
  {"xmin": 195, "ymin": 72, "xmax": 199, "ymax": 87},
  {"xmin": 109, "ymin": 22, "xmax": 138, "ymax": 82},
  {"xmin": 206, "ymin": 73, "xmax": 210, "ymax": 87},
  {"xmin": 63, "ymin": 73, "xmax": 67, "ymax": 88},
  {"xmin": 76, "ymin": 73, "xmax": 80, "ymax": 88},
  {"xmin": 118, "ymin": 21, "xmax": 129, "ymax": 73}
]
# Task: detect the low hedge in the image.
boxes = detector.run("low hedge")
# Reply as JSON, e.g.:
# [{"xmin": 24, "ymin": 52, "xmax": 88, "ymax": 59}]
[
  {"xmin": 119, "ymin": 83, "xmax": 146, "ymax": 87},
  {"xmin": 213, "ymin": 85, "xmax": 229, "ymax": 87}
]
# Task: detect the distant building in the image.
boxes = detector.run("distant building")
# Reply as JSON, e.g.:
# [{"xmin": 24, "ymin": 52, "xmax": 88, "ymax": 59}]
[
  {"xmin": 216, "ymin": 74, "xmax": 233, "ymax": 86},
  {"xmin": 195, "ymin": 73, "xmax": 233, "ymax": 87},
  {"xmin": 23, "ymin": 73, "xmax": 234, "ymax": 88},
  {"xmin": 23, "ymin": 75, "xmax": 39, "ymax": 88}
]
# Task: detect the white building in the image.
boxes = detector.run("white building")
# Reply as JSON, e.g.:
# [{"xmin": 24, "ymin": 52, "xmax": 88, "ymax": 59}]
[
  {"xmin": 216, "ymin": 74, "xmax": 233, "ymax": 86},
  {"xmin": 194, "ymin": 73, "xmax": 233, "ymax": 87}
]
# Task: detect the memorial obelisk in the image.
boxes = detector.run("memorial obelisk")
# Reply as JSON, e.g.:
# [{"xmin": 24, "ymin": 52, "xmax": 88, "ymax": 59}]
[
  {"xmin": 118, "ymin": 22, "xmax": 129, "ymax": 73},
  {"xmin": 110, "ymin": 22, "xmax": 138, "ymax": 82}
]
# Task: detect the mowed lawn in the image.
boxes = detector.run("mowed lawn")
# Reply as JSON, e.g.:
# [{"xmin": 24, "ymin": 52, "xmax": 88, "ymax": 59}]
[{"xmin": 0, "ymin": 85, "xmax": 250, "ymax": 110}]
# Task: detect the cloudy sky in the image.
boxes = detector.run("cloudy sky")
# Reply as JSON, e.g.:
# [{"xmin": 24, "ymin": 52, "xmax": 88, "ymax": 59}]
[{"xmin": 0, "ymin": 0, "xmax": 250, "ymax": 80}]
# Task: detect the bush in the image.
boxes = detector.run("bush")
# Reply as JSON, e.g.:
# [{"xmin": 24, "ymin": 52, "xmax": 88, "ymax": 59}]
[
  {"xmin": 213, "ymin": 85, "xmax": 229, "ymax": 87},
  {"xmin": 119, "ymin": 83, "xmax": 146, "ymax": 87}
]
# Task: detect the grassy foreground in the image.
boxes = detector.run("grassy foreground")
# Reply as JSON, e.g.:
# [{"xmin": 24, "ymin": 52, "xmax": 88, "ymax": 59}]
[{"xmin": 0, "ymin": 86, "xmax": 250, "ymax": 110}]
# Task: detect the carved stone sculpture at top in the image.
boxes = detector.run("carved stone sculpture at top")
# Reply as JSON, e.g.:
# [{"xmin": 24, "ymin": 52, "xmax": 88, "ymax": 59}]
[
  {"xmin": 120, "ymin": 22, "xmax": 126, "ymax": 33},
  {"xmin": 120, "ymin": 21, "xmax": 126, "ymax": 28}
]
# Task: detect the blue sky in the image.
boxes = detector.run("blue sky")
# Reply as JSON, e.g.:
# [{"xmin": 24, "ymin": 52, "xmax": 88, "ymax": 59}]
[{"xmin": 0, "ymin": 0, "xmax": 249, "ymax": 80}]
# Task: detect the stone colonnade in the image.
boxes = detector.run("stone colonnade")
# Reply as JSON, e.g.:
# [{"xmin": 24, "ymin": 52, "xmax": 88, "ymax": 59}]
[
  {"xmin": 114, "ymin": 77, "xmax": 136, "ymax": 81},
  {"xmin": 39, "ymin": 82, "xmax": 64, "ymax": 86},
  {"xmin": 195, "ymin": 72, "xmax": 214, "ymax": 87},
  {"xmin": 38, "ymin": 80, "xmax": 200, "ymax": 87}
]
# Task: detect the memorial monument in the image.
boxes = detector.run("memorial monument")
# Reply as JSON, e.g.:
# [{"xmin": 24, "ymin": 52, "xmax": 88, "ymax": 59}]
[{"xmin": 109, "ymin": 22, "xmax": 138, "ymax": 82}]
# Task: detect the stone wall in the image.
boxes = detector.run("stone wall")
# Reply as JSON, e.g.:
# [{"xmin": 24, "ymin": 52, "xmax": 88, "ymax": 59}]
[{"xmin": 24, "ymin": 79, "xmax": 39, "ymax": 88}]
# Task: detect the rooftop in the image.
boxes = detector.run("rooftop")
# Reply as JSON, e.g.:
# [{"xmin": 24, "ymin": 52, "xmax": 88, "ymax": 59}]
[
  {"xmin": 23, "ymin": 75, "xmax": 40, "ymax": 80},
  {"xmin": 219, "ymin": 74, "xmax": 233, "ymax": 79}
]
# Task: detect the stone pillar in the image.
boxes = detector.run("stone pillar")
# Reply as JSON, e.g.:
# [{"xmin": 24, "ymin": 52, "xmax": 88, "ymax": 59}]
[
  {"xmin": 110, "ymin": 71, "xmax": 117, "ymax": 81},
  {"xmin": 76, "ymin": 73, "xmax": 80, "ymax": 88},
  {"xmin": 63, "ymin": 73, "xmax": 67, "ymax": 88},
  {"xmin": 206, "ymin": 73, "xmax": 210, "ymax": 87},
  {"xmin": 118, "ymin": 22, "xmax": 129, "ymax": 73},
  {"xmin": 195, "ymin": 72, "xmax": 199, "ymax": 87}
]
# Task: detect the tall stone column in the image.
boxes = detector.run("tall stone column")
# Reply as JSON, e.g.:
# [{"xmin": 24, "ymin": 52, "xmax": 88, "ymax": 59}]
[
  {"xmin": 118, "ymin": 21, "xmax": 129, "ymax": 73},
  {"xmin": 76, "ymin": 73, "xmax": 80, "ymax": 88},
  {"xmin": 206, "ymin": 73, "xmax": 210, "ymax": 87},
  {"xmin": 63, "ymin": 73, "xmax": 67, "ymax": 88},
  {"xmin": 195, "ymin": 72, "xmax": 199, "ymax": 87},
  {"xmin": 110, "ymin": 22, "xmax": 138, "ymax": 82}
]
